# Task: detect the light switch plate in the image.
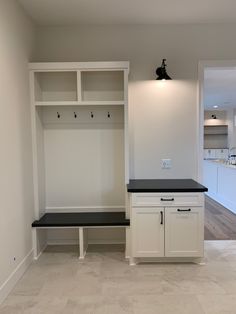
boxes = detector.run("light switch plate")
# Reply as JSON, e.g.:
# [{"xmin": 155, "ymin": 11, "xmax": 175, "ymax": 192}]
[{"xmin": 161, "ymin": 159, "xmax": 172, "ymax": 169}]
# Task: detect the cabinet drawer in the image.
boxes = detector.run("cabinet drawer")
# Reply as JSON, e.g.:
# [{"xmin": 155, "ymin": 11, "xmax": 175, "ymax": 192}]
[{"xmin": 131, "ymin": 193, "xmax": 204, "ymax": 207}]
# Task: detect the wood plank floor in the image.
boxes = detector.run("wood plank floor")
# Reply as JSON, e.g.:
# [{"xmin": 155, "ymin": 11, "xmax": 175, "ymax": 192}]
[{"xmin": 205, "ymin": 195, "xmax": 236, "ymax": 240}]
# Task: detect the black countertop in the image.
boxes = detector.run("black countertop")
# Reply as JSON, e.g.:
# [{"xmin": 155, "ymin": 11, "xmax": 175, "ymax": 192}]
[
  {"xmin": 127, "ymin": 179, "xmax": 208, "ymax": 193},
  {"xmin": 32, "ymin": 212, "xmax": 130, "ymax": 228}
]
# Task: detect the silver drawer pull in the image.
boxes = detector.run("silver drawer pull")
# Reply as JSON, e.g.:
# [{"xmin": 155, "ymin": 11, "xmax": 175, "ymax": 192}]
[
  {"xmin": 177, "ymin": 208, "xmax": 191, "ymax": 212},
  {"xmin": 161, "ymin": 198, "xmax": 174, "ymax": 202}
]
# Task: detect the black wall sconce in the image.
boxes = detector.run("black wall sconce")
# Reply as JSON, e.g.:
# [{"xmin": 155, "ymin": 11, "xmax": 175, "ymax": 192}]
[{"xmin": 156, "ymin": 59, "xmax": 172, "ymax": 80}]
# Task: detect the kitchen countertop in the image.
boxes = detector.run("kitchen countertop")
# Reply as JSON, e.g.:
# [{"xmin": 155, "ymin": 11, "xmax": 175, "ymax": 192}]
[
  {"xmin": 204, "ymin": 159, "xmax": 236, "ymax": 170},
  {"xmin": 127, "ymin": 179, "xmax": 208, "ymax": 193}
]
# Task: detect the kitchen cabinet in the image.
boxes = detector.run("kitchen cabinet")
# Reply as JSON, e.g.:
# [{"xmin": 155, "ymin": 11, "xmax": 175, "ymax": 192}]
[
  {"xmin": 131, "ymin": 197, "xmax": 204, "ymax": 259},
  {"xmin": 203, "ymin": 160, "xmax": 236, "ymax": 214},
  {"xmin": 127, "ymin": 179, "xmax": 207, "ymax": 264}
]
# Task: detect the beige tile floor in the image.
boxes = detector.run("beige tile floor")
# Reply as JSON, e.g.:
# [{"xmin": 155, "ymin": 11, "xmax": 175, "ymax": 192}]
[{"xmin": 1, "ymin": 241, "xmax": 236, "ymax": 313}]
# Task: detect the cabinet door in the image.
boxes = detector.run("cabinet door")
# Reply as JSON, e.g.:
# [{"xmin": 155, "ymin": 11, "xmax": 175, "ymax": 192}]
[
  {"xmin": 165, "ymin": 207, "xmax": 204, "ymax": 257},
  {"xmin": 131, "ymin": 207, "xmax": 164, "ymax": 257}
]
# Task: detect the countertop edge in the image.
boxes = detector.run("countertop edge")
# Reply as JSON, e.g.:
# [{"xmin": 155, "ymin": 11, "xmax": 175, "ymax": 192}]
[
  {"xmin": 127, "ymin": 179, "xmax": 208, "ymax": 193},
  {"xmin": 127, "ymin": 188, "xmax": 208, "ymax": 193}
]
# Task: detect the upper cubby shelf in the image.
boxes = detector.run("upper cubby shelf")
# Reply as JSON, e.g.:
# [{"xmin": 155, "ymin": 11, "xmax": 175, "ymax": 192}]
[
  {"xmin": 34, "ymin": 71, "xmax": 77, "ymax": 102},
  {"xmin": 29, "ymin": 62, "xmax": 129, "ymax": 106},
  {"xmin": 81, "ymin": 71, "xmax": 124, "ymax": 102}
]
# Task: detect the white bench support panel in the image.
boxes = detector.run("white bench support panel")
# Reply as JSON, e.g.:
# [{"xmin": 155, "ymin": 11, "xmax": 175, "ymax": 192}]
[
  {"xmin": 32, "ymin": 228, "xmax": 47, "ymax": 260},
  {"xmin": 32, "ymin": 228, "xmax": 37, "ymax": 259},
  {"xmin": 79, "ymin": 228, "xmax": 88, "ymax": 259}
]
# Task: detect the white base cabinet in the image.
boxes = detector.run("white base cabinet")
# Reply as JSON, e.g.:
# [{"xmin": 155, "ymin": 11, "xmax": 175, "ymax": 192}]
[
  {"xmin": 203, "ymin": 160, "xmax": 236, "ymax": 214},
  {"xmin": 130, "ymin": 193, "xmax": 204, "ymax": 262}
]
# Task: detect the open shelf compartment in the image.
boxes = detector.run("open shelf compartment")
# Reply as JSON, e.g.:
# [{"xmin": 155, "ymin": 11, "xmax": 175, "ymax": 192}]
[
  {"xmin": 34, "ymin": 71, "xmax": 78, "ymax": 102},
  {"xmin": 204, "ymin": 125, "xmax": 228, "ymax": 135},
  {"xmin": 81, "ymin": 70, "xmax": 124, "ymax": 102}
]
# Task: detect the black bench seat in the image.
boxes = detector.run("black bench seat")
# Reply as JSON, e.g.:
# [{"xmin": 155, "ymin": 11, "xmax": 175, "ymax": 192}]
[
  {"xmin": 32, "ymin": 212, "xmax": 130, "ymax": 228},
  {"xmin": 32, "ymin": 212, "xmax": 130, "ymax": 260}
]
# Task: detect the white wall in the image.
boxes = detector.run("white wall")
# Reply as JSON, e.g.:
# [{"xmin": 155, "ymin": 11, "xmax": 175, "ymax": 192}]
[
  {"xmin": 33, "ymin": 23, "xmax": 236, "ymax": 179},
  {"xmin": 204, "ymin": 110, "xmax": 227, "ymax": 126},
  {"xmin": 0, "ymin": 0, "xmax": 34, "ymax": 302}
]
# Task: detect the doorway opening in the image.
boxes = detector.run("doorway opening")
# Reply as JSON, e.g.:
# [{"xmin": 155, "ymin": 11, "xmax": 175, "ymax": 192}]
[{"xmin": 198, "ymin": 61, "xmax": 236, "ymax": 240}]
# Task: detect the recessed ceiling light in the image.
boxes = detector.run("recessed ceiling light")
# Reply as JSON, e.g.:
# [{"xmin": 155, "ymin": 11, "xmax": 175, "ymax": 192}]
[{"xmin": 213, "ymin": 105, "xmax": 218, "ymax": 108}]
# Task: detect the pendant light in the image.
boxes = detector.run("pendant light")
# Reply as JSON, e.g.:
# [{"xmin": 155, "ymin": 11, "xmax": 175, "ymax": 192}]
[{"xmin": 156, "ymin": 59, "xmax": 172, "ymax": 80}]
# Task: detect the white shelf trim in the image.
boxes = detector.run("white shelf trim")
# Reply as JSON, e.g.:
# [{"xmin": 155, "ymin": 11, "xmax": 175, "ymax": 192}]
[
  {"xmin": 29, "ymin": 61, "xmax": 129, "ymax": 71},
  {"xmin": 34, "ymin": 100, "xmax": 125, "ymax": 106}
]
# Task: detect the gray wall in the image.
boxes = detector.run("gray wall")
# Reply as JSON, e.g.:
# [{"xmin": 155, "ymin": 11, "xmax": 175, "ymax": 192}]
[{"xmin": 0, "ymin": 0, "xmax": 34, "ymax": 301}]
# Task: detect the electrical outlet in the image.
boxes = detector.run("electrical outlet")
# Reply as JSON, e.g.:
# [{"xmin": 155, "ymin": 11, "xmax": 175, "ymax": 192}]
[{"xmin": 161, "ymin": 159, "xmax": 172, "ymax": 169}]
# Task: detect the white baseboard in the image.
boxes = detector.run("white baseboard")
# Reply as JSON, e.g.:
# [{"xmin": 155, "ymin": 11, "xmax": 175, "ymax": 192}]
[{"xmin": 0, "ymin": 249, "xmax": 33, "ymax": 304}]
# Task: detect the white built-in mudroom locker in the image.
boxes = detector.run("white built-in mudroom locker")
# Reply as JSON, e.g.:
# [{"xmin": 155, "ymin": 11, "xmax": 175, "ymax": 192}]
[{"xmin": 30, "ymin": 62, "xmax": 130, "ymax": 257}]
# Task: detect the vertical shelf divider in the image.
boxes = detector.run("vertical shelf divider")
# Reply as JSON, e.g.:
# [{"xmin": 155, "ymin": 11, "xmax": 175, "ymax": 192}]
[{"xmin": 77, "ymin": 70, "xmax": 82, "ymax": 102}]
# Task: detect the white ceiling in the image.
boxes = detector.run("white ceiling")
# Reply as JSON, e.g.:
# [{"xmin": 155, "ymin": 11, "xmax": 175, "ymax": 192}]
[
  {"xmin": 18, "ymin": 0, "xmax": 236, "ymax": 25},
  {"xmin": 204, "ymin": 68, "xmax": 236, "ymax": 110}
]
